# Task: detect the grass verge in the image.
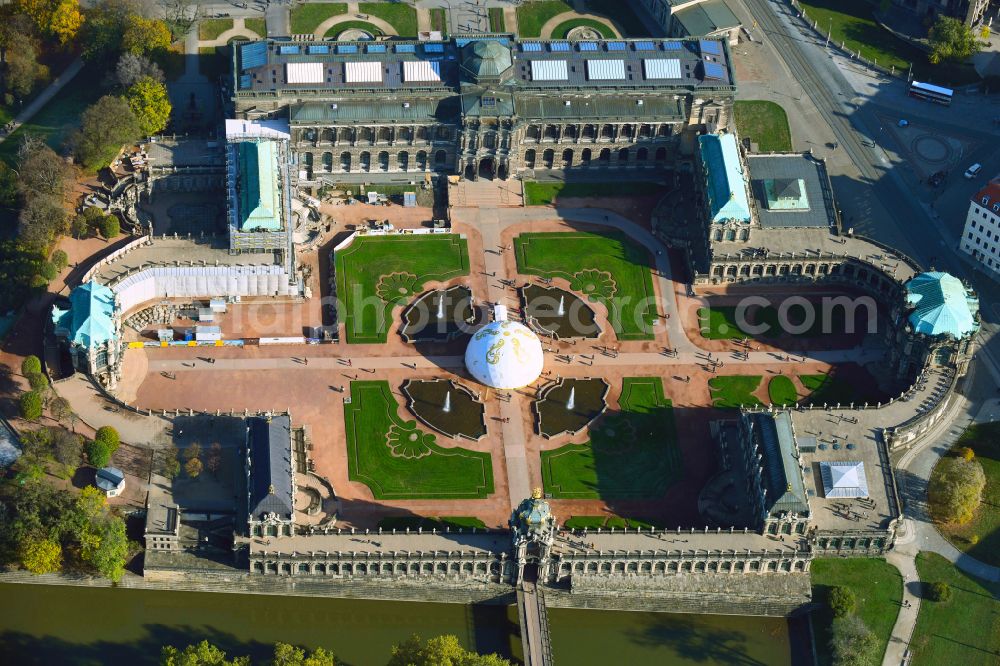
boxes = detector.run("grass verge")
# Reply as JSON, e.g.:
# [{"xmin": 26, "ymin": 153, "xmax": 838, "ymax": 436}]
[
  {"xmin": 335, "ymin": 234, "xmax": 469, "ymax": 344},
  {"xmin": 360, "ymin": 2, "xmax": 418, "ymax": 37},
  {"xmin": 516, "ymin": 0, "xmax": 572, "ymax": 38},
  {"xmin": 198, "ymin": 18, "xmax": 233, "ymax": 41},
  {"xmin": 523, "ymin": 181, "xmax": 662, "ymax": 206},
  {"xmin": 489, "ymin": 7, "xmax": 505, "ymax": 32},
  {"xmin": 343, "ymin": 381, "xmax": 494, "ymax": 499},
  {"xmin": 514, "ymin": 231, "xmax": 658, "ymax": 340},
  {"xmin": 734, "ymin": 100, "xmax": 793, "ymax": 152},
  {"xmin": 709, "ymin": 376, "xmax": 763, "ymax": 408},
  {"xmin": 290, "ymin": 2, "xmax": 347, "ymax": 34},
  {"xmin": 697, "ymin": 304, "xmax": 848, "ymax": 340},
  {"xmin": 768, "ymin": 375, "xmax": 798, "ymax": 406},
  {"xmin": 810, "ymin": 557, "xmax": 903, "ymax": 666},
  {"xmin": 541, "ymin": 377, "xmax": 680, "ymax": 499},
  {"xmin": 245, "ymin": 18, "xmax": 266, "ymax": 36}
]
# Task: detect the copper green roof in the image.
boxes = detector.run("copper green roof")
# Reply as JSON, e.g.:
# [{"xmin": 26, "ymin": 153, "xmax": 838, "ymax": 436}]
[
  {"xmin": 237, "ymin": 141, "xmax": 281, "ymax": 232},
  {"xmin": 462, "ymin": 40, "xmax": 512, "ymax": 80},
  {"xmin": 905, "ymin": 272, "xmax": 979, "ymax": 338},
  {"xmin": 699, "ymin": 133, "xmax": 751, "ymax": 224},
  {"xmin": 52, "ymin": 280, "xmax": 116, "ymax": 349}
]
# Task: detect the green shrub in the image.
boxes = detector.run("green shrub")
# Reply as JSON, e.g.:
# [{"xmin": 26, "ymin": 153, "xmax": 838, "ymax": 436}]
[
  {"xmin": 21, "ymin": 355, "xmax": 42, "ymax": 377},
  {"xmin": 38, "ymin": 261, "xmax": 58, "ymax": 282},
  {"xmin": 50, "ymin": 249, "xmax": 68, "ymax": 271},
  {"xmin": 828, "ymin": 586, "xmax": 857, "ymax": 617},
  {"xmin": 86, "ymin": 439, "xmax": 112, "ymax": 468},
  {"xmin": 27, "ymin": 372, "xmax": 48, "ymax": 392},
  {"xmin": 19, "ymin": 391, "xmax": 43, "ymax": 421},
  {"xmin": 98, "ymin": 215, "xmax": 120, "ymax": 239},
  {"xmin": 71, "ymin": 215, "xmax": 89, "ymax": 239},
  {"xmin": 928, "ymin": 581, "xmax": 952, "ymax": 602},
  {"xmin": 95, "ymin": 426, "xmax": 120, "ymax": 453}
]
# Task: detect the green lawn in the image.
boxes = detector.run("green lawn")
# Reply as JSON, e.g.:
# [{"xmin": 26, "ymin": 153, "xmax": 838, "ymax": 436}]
[
  {"xmin": 552, "ymin": 18, "xmax": 615, "ymax": 39},
  {"xmin": 335, "ymin": 234, "xmax": 470, "ymax": 344},
  {"xmin": 910, "ymin": 552, "xmax": 1000, "ymax": 664},
  {"xmin": 429, "ymin": 8, "xmax": 447, "ymax": 35},
  {"xmin": 768, "ymin": 375, "xmax": 798, "ymax": 406},
  {"xmin": 290, "ymin": 2, "xmax": 347, "ymax": 34},
  {"xmin": 798, "ymin": 0, "xmax": 980, "ymax": 85},
  {"xmin": 799, "ymin": 373, "xmax": 860, "ymax": 406},
  {"xmin": 697, "ymin": 305, "xmax": 848, "ymax": 340},
  {"xmin": 360, "ymin": 2, "xmax": 418, "ymax": 37},
  {"xmin": 488, "ymin": 7, "xmax": 505, "ymax": 32},
  {"xmin": 0, "ymin": 65, "xmax": 104, "ymax": 167},
  {"xmin": 563, "ymin": 515, "xmax": 661, "ymax": 529},
  {"xmin": 516, "ymin": 0, "xmax": 572, "ymax": 38},
  {"xmin": 245, "ymin": 18, "xmax": 267, "ymax": 36},
  {"xmin": 198, "ymin": 18, "xmax": 233, "ymax": 40},
  {"xmin": 343, "ymin": 381, "xmax": 494, "ymax": 499},
  {"xmin": 734, "ymin": 101, "xmax": 792, "ymax": 152},
  {"xmin": 541, "ymin": 377, "xmax": 681, "ymax": 499},
  {"xmin": 709, "ymin": 375, "xmax": 763, "ymax": 408},
  {"xmin": 523, "ymin": 181, "xmax": 663, "ymax": 206},
  {"xmin": 378, "ymin": 516, "xmax": 487, "ymax": 530},
  {"xmin": 935, "ymin": 423, "xmax": 1000, "ymax": 567},
  {"xmin": 514, "ymin": 231, "xmax": 658, "ymax": 341},
  {"xmin": 810, "ymin": 558, "xmax": 903, "ymax": 666}
]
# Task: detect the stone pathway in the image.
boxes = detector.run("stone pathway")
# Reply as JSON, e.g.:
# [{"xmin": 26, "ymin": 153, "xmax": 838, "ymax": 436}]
[
  {"xmin": 313, "ymin": 10, "xmax": 398, "ymax": 39},
  {"xmin": 197, "ymin": 18, "xmax": 265, "ymax": 49},
  {"xmin": 538, "ymin": 11, "xmax": 620, "ymax": 40},
  {"xmin": 0, "ymin": 58, "xmax": 83, "ymax": 146}
]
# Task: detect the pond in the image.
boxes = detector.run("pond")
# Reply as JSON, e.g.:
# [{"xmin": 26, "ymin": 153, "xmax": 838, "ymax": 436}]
[
  {"xmin": 521, "ymin": 284, "xmax": 599, "ymax": 339},
  {"xmin": 535, "ymin": 377, "xmax": 609, "ymax": 438},
  {"xmin": 400, "ymin": 286, "xmax": 476, "ymax": 343},
  {"xmin": 402, "ymin": 379, "xmax": 487, "ymax": 440}
]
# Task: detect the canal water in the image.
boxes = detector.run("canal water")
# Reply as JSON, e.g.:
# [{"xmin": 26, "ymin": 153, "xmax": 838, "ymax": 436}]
[{"xmin": 0, "ymin": 583, "xmax": 801, "ymax": 665}]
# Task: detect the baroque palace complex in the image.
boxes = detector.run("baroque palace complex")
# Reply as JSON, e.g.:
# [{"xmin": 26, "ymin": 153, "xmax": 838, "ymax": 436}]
[{"xmin": 42, "ymin": 32, "xmax": 981, "ymax": 624}]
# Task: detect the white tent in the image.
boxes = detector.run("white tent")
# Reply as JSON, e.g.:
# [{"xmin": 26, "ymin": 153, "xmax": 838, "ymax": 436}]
[
  {"xmin": 464, "ymin": 320, "xmax": 543, "ymax": 389},
  {"xmin": 820, "ymin": 461, "xmax": 869, "ymax": 498}
]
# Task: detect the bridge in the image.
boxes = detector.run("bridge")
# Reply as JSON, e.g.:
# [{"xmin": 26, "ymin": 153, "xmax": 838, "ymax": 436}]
[{"xmin": 517, "ymin": 581, "xmax": 554, "ymax": 666}]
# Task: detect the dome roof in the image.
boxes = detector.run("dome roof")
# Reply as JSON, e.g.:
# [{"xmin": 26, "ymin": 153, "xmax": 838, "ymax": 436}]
[
  {"xmin": 464, "ymin": 320, "xmax": 543, "ymax": 389},
  {"xmin": 462, "ymin": 40, "xmax": 512, "ymax": 79},
  {"xmin": 905, "ymin": 271, "xmax": 979, "ymax": 338}
]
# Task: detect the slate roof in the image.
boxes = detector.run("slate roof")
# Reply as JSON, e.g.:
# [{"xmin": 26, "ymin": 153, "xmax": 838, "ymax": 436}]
[
  {"xmin": 748, "ymin": 154, "xmax": 837, "ymax": 229},
  {"xmin": 905, "ymin": 272, "xmax": 979, "ymax": 338},
  {"xmin": 96, "ymin": 466, "xmax": 125, "ymax": 491},
  {"xmin": 699, "ymin": 133, "xmax": 751, "ymax": 224},
  {"xmin": 749, "ymin": 412, "xmax": 809, "ymax": 516},
  {"xmin": 247, "ymin": 415, "xmax": 294, "ymax": 521},
  {"xmin": 51, "ymin": 280, "xmax": 116, "ymax": 349}
]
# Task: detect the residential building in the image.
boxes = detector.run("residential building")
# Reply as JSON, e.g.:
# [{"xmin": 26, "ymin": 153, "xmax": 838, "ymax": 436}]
[{"xmin": 960, "ymin": 176, "xmax": 1000, "ymax": 278}]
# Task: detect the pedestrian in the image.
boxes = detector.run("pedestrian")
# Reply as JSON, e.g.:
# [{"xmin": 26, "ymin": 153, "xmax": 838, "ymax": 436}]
[{"xmin": 304, "ymin": 357, "xmax": 309, "ymax": 366}]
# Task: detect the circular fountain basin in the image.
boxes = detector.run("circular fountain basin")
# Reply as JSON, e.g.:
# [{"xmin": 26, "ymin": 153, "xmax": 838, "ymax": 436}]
[
  {"xmin": 402, "ymin": 379, "xmax": 487, "ymax": 440},
  {"xmin": 535, "ymin": 377, "xmax": 609, "ymax": 438},
  {"xmin": 400, "ymin": 286, "xmax": 476, "ymax": 343},
  {"xmin": 521, "ymin": 284, "xmax": 600, "ymax": 339}
]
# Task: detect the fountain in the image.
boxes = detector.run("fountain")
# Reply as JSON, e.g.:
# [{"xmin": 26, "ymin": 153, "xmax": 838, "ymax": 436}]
[
  {"xmin": 436, "ymin": 294, "xmax": 445, "ymax": 319},
  {"xmin": 534, "ymin": 378, "xmax": 610, "ymax": 438},
  {"xmin": 557, "ymin": 295, "xmax": 565, "ymax": 317},
  {"xmin": 402, "ymin": 379, "xmax": 487, "ymax": 440},
  {"xmin": 566, "ymin": 386, "xmax": 575, "ymax": 411},
  {"xmin": 443, "ymin": 391, "xmax": 451, "ymax": 413}
]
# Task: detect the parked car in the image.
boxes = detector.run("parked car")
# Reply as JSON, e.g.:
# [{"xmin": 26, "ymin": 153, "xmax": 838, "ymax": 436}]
[{"xmin": 965, "ymin": 163, "xmax": 983, "ymax": 179}]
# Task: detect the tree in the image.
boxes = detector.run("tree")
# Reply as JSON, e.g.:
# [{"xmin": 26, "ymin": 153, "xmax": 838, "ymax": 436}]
[
  {"xmin": 184, "ymin": 442, "xmax": 201, "ymax": 461},
  {"xmin": 929, "ymin": 16, "xmax": 981, "ymax": 64},
  {"xmin": 49, "ymin": 0, "xmax": 85, "ymax": 44},
  {"xmin": 206, "ymin": 442, "xmax": 222, "ymax": 476},
  {"xmin": 929, "ymin": 456, "xmax": 986, "ymax": 524},
  {"xmin": 184, "ymin": 456, "xmax": 203, "ymax": 479},
  {"xmin": 125, "ymin": 76, "xmax": 171, "ymax": 137},
  {"xmin": 98, "ymin": 215, "xmax": 120, "ymax": 239},
  {"xmin": 19, "ymin": 391, "xmax": 43, "ymax": 420},
  {"xmin": 928, "ymin": 581, "xmax": 952, "ymax": 602},
  {"xmin": 271, "ymin": 643, "xmax": 336, "ymax": 666},
  {"xmin": 160, "ymin": 640, "xmax": 250, "ymax": 666},
  {"xmin": 77, "ymin": 485, "xmax": 107, "ymax": 521},
  {"xmin": 49, "ymin": 396, "xmax": 73, "ymax": 424},
  {"xmin": 829, "ymin": 616, "xmax": 879, "ymax": 666},
  {"xmin": 116, "ymin": 53, "xmax": 164, "ymax": 89},
  {"xmin": 81, "ymin": 516, "xmax": 128, "ymax": 582},
  {"xmin": 17, "ymin": 136, "xmax": 69, "ymax": 199},
  {"xmin": 95, "ymin": 426, "xmax": 120, "ymax": 454},
  {"xmin": 161, "ymin": 447, "xmax": 181, "ymax": 479},
  {"xmin": 71, "ymin": 215, "xmax": 90, "ymax": 239},
  {"xmin": 388, "ymin": 635, "xmax": 512, "ymax": 666},
  {"xmin": 157, "ymin": 0, "xmax": 200, "ymax": 40},
  {"xmin": 51, "ymin": 427, "xmax": 82, "ymax": 472},
  {"xmin": 958, "ymin": 446, "xmax": 975, "ymax": 462},
  {"xmin": 86, "ymin": 438, "xmax": 112, "ymax": 467},
  {"xmin": 828, "ymin": 586, "xmax": 856, "ymax": 618},
  {"xmin": 80, "ymin": 0, "xmax": 139, "ymax": 62},
  {"xmin": 5, "ymin": 43, "xmax": 48, "ymax": 100},
  {"xmin": 21, "ymin": 355, "xmax": 42, "ymax": 377},
  {"xmin": 122, "ymin": 14, "xmax": 172, "ymax": 57},
  {"xmin": 20, "ymin": 535, "xmax": 62, "ymax": 574},
  {"xmin": 27, "ymin": 371, "xmax": 49, "ymax": 392},
  {"xmin": 73, "ymin": 95, "xmax": 141, "ymax": 171},
  {"xmin": 51, "ymin": 249, "xmax": 68, "ymax": 271},
  {"xmin": 18, "ymin": 196, "xmax": 67, "ymax": 249},
  {"xmin": 0, "ymin": 162, "xmax": 18, "ymax": 209}
]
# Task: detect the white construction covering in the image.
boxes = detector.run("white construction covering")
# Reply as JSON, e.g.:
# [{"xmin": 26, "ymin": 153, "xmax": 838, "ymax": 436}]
[
  {"xmin": 285, "ymin": 62, "xmax": 325, "ymax": 84},
  {"xmin": 344, "ymin": 61, "xmax": 383, "ymax": 83},
  {"xmin": 820, "ymin": 461, "xmax": 870, "ymax": 498},
  {"xmin": 643, "ymin": 58, "xmax": 682, "ymax": 79},
  {"xmin": 530, "ymin": 60, "xmax": 568, "ymax": 81},
  {"xmin": 224, "ymin": 119, "xmax": 291, "ymax": 141},
  {"xmin": 586, "ymin": 59, "xmax": 626, "ymax": 80},
  {"xmin": 403, "ymin": 60, "xmax": 442, "ymax": 82},
  {"xmin": 112, "ymin": 265, "xmax": 295, "ymax": 314},
  {"xmin": 464, "ymin": 320, "xmax": 543, "ymax": 390}
]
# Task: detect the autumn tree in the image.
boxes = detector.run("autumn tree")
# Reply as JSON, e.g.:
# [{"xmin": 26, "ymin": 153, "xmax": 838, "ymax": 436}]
[
  {"xmin": 115, "ymin": 52, "xmax": 164, "ymax": 88},
  {"xmin": 18, "ymin": 196, "xmax": 67, "ymax": 249},
  {"xmin": 206, "ymin": 442, "xmax": 222, "ymax": 476},
  {"xmin": 20, "ymin": 535, "xmax": 62, "ymax": 574},
  {"xmin": 929, "ymin": 455, "xmax": 986, "ymax": 524},
  {"xmin": 929, "ymin": 16, "xmax": 981, "ymax": 64},
  {"xmin": 5, "ymin": 42, "xmax": 49, "ymax": 100},
  {"xmin": 157, "ymin": 0, "xmax": 199, "ymax": 40},
  {"xmin": 80, "ymin": 0, "xmax": 138, "ymax": 62},
  {"xmin": 17, "ymin": 135, "xmax": 70, "ymax": 200},
  {"xmin": 122, "ymin": 14, "xmax": 172, "ymax": 57},
  {"xmin": 271, "ymin": 643, "xmax": 336, "ymax": 666},
  {"xmin": 388, "ymin": 635, "xmax": 512, "ymax": 666},
  {"xmin": 160, "ymin": 447, "xmax": 181, "ymax": 479},
  {"xmin": 184, "ymin": 456, "xmax": 203, "ymax": 479},
  {"xmin": 95, "ymin": 426, "xmax": 120, "ymax": 454},
  {"xmin": 51, "ymin": 427, "xmax": 82, "ymax": 474},
  {"xmin": 125, "ymin": 76, "xmax": 171, "ymax": 137},
  {"xmin": 81, "ymin": 516, "xmax": 129, "ymax": 582},
  {"xmin": 16, "ymin": 0, "xmax": 84, "ymax": 44},
  {"xmin": 72, "ymin": 94, "xmax": 141, "ymax": 171}
]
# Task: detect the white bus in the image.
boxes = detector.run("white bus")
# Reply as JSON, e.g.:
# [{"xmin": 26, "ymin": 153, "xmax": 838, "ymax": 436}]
[{"xmin": 909, "ymin": 81, "xmax": 953, "ymax": 106}]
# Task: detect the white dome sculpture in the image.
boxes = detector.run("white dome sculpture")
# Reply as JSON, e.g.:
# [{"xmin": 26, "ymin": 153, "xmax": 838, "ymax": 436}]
[{"xmin": 464, "ymin": 320, "xmax": 544, "ymax": 389}]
